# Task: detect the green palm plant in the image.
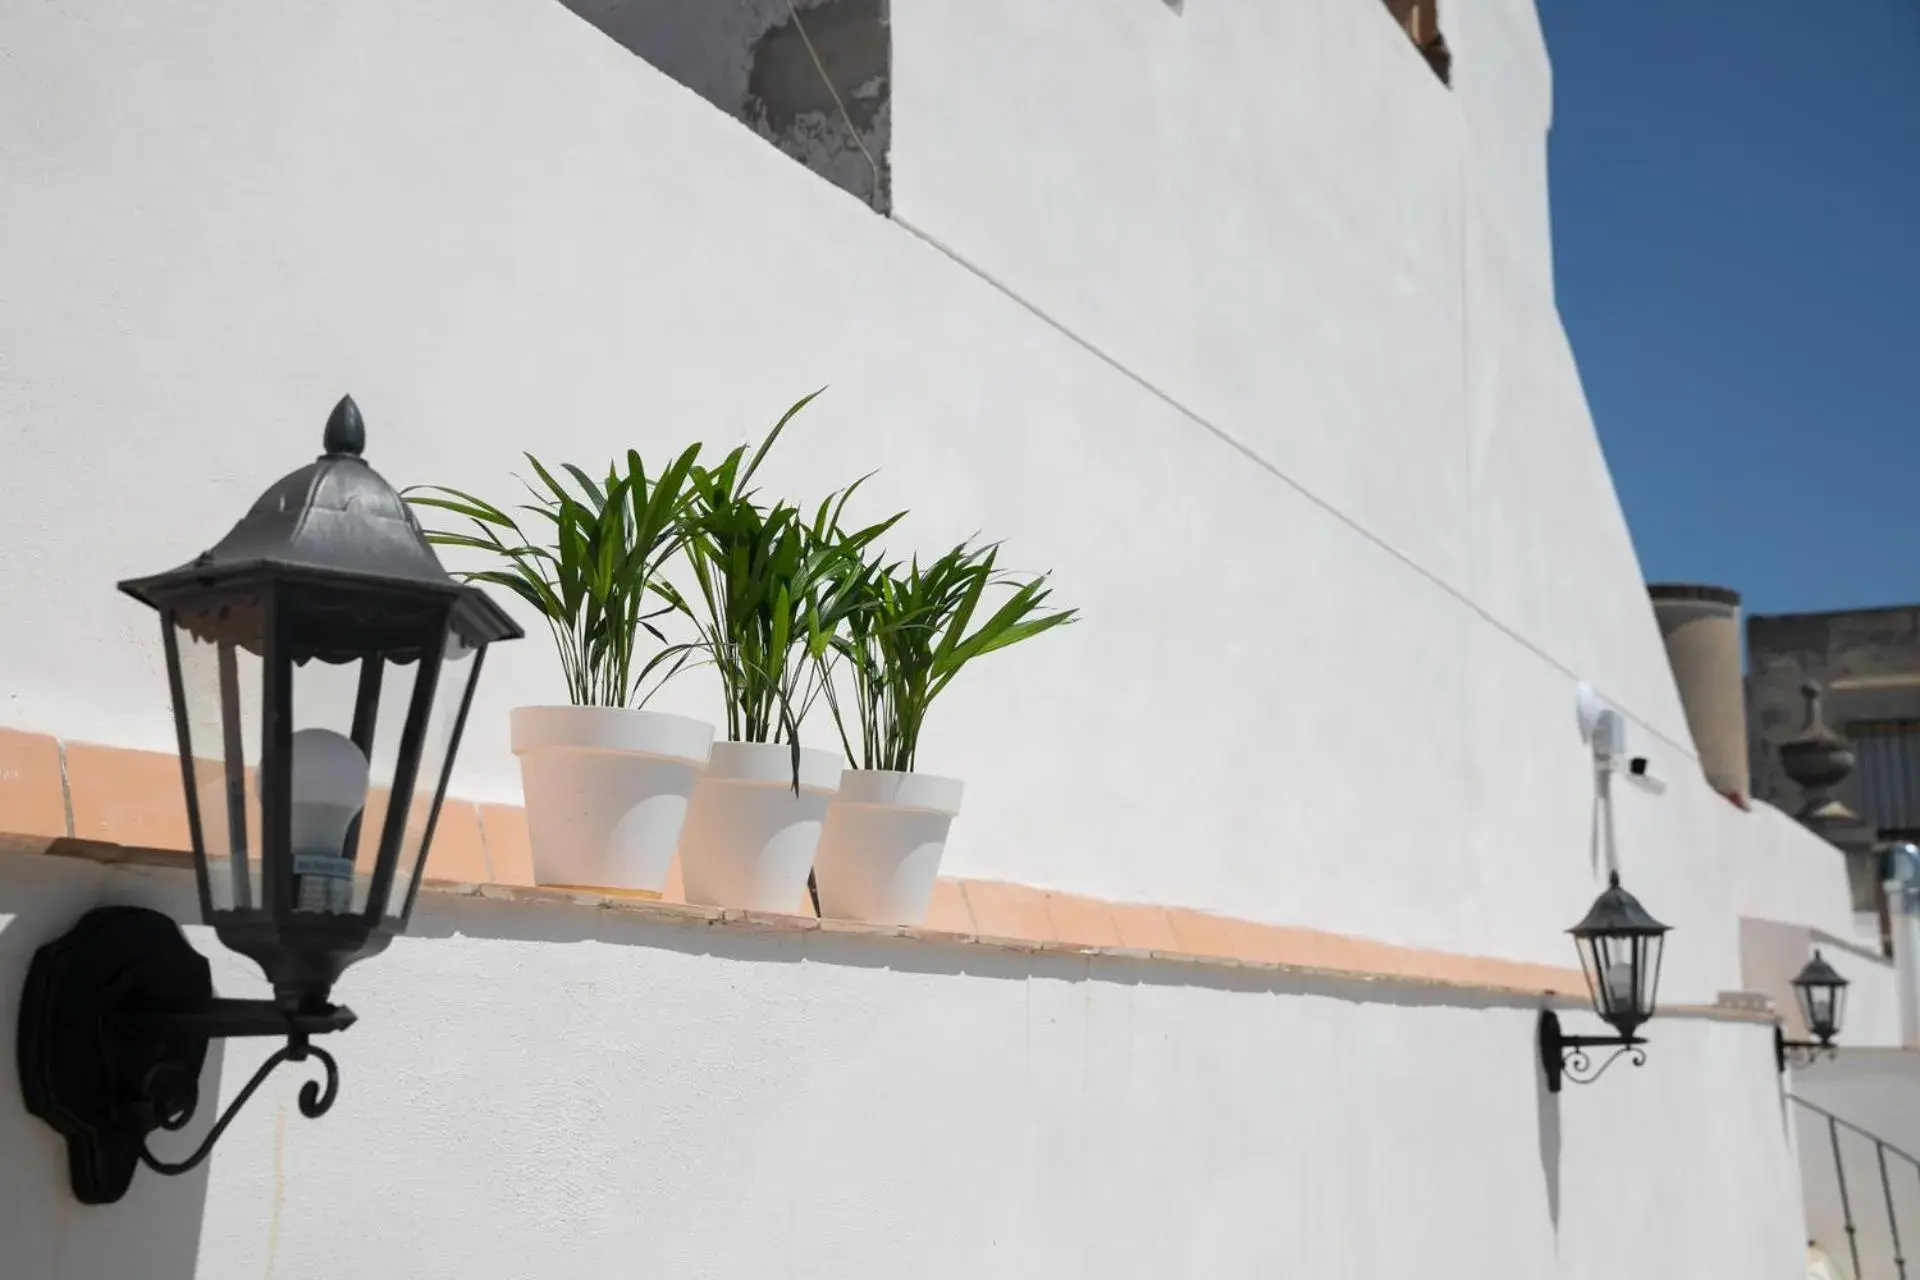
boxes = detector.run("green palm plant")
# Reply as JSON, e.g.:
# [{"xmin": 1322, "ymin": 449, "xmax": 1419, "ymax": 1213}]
[
  {"xmin": 404, "ymin": 445, "xmax": 702, "ymax": 707},
  {"xmin": 671, "ymin": 391, "xmax": 903, "ymax": 751},
  {"xmin": 823, "ymin": 540, "xmax": 1076, "ymax": 774}
]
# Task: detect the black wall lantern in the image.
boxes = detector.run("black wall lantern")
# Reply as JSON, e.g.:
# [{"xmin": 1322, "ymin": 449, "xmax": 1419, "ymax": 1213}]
[
  {"xmin": 16, "ymin": 397, "xmax": 520, "ymax": 1203},
  {"xmin": 1539, "ymin": 871, "xmax": 1671, "ymax": 1093},
  {"xmin": 1776, "ymin": 950, "xmax": 1849, "ymax": 1071}
]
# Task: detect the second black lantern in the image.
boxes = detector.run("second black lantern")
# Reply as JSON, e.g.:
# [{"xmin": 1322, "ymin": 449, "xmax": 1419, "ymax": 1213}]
[{"xmin": 1776, "ymin": 950, "xmax": 1850, "ymax": 1071}]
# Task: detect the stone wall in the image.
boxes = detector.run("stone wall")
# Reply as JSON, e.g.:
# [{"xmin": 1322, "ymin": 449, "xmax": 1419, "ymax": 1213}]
[{"xmin": 1748, "ymin": 606, "xmax": 1920, "ymax": 824}]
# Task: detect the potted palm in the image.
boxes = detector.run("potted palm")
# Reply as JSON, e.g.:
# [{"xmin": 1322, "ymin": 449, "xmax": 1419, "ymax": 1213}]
[
  {"xmin": 407, "ymin": 447, "xmax": 710, "ymax": 894},
  {"xmin": 815, "ymin": 541, "xmax": 1075, "ymax": 924},
  {"xmin": 670, "ymin": 393, "xmax": 901, "ymax": 911}
]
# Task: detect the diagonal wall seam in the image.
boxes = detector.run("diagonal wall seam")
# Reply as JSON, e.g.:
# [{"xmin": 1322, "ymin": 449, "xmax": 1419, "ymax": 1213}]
[{"xmin": 888, "ymin": 212, "xmax": 1698, "ymax": 761}]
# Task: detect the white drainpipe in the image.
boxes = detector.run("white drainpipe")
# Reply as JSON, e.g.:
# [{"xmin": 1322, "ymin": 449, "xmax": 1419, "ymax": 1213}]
[{"xmin": 1887, "ymin": 843, "xmax": 1920, "ymax": 1050}]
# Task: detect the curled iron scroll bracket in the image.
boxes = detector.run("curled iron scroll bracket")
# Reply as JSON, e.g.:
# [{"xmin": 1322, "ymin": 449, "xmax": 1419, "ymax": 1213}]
[
  {"xmin": 1776, "ymin": 1026, "xmax": 1841, "ymax": 1074},
  {"xmin": 1539, "ymin": 1009, "xmax": 1649, "ymax": 1094},
  {"xmin": 140, "ymin": 1039, "xmax": 341, "ymax": 1176},
  {"xmin": 1560, "ymin": 1041, "xmax": 1647, "ymax": 1087}
]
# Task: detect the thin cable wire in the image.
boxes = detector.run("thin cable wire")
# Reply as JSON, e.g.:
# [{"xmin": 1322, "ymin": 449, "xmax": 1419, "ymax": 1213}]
[{"xmin": 782, "ymin": 0, "xmax": 881, "ymax": 199}]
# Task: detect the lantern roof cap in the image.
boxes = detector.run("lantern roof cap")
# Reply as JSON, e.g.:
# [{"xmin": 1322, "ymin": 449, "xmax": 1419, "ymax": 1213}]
[
  {"xmin": 118, "ymin": 397, "xmax": 519, "ymax": 646},
  {"xmin": 1791, "ymin": 949, "xmax": 1849, "ymax": 991},
  {"xmin": 1569, "ymin": 870, "xmax": 1670, "ymax": 938}
]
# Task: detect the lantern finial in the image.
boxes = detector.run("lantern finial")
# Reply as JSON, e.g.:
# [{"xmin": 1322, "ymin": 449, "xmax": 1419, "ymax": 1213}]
[{"xmin": 323, "ymin": 395, "xmax": 366, "ymax": 458}]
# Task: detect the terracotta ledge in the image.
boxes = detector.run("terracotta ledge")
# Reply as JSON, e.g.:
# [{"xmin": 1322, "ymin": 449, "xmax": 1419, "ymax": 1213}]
[
  {"xmin": 0, "ymin": 733, "xmax": 1777, "ymax": 1023},
  {"xmin": 0, "ymin": 734, "xmax": 1594, "ymax": 993},
  {"xmin": 0, "ymin": 830, "xmax": 1776, "ymax": 1024}
]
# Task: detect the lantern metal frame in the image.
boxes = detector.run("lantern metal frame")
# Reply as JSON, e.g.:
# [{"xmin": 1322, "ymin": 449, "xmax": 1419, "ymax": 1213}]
[
  {"xmin": 1775, "ymin": 949, "xmax": 1849, "ymax": 1072},
  {"xmin": 15, "ymin": 397, "xmax": 519, "ymax": 1204},
  {"xmin": 1540, "ymin": 871, "xmax": 1671, "ymax": 1093}
]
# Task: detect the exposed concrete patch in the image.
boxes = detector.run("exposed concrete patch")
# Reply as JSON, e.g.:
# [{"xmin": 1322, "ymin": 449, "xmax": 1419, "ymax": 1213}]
[
  {"xmin": 552, "ymin": 0, "xmax": 890, "ymax": 211},
  {"xmin": 746, "ymin": 0, "xmax": 889, "ymax": 211}
]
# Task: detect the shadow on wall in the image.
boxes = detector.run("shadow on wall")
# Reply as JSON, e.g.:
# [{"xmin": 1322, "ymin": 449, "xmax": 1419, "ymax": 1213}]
[
  {"xmin": 406, "ymin": 889, "xmax": 1564, "ymax": 1016},
  {"xmin": 1535, "ymin": 1062, "xmax": 1562, "ymax": 1232},
  {"xmin": 0, "ymin": 873, "xmax": 221, "ymax": 1277}
]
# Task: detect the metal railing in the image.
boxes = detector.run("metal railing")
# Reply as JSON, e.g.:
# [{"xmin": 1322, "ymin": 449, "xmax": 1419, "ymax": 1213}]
[{"xmin": 1791, "ymin": 1094, "xmax": 1920, "ymax": 1279}]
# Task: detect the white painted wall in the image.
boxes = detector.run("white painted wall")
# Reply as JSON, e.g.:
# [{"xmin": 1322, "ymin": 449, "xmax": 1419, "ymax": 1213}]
[
  {"xmin": 890, "ymin": 0, "xmax": 1661, "ymax": 740},
  {"xmin": 0, "ymin": 855, "xmax": 1809, "ymax": 1279},
  {"xmin": 1821, "ymin": 943, "xmax": 1905, "ymax": 1047},
  {"xmin": 0, "ymin": 0, "xmax": 1862, "ymax": 1008}
]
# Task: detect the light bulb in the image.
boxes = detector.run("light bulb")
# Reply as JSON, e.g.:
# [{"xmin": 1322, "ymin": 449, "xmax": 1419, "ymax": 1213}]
[
  {"xmin": 1603, "ymin": 960, "xmax": 1636, "ymax": 1009},
  {"xmin": 287, "ymin": 728, "xmax": 370, "ymax": 913}
]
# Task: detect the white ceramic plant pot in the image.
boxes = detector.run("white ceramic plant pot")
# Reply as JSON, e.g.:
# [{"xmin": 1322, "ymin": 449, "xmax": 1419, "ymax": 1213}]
[
  {"xmin": 678, "ymin": 741, "xmax": 843, "ymax": 911},
  {"xmin": 812, "ymin": 770, "xmax": 965, "ymax": 925},
  {"xmin": 510, "ymin": 706, "xmax": 714, "ymax": 893}
]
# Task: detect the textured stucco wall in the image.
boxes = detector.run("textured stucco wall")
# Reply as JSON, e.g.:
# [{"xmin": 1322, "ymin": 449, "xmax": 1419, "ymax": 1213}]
[
  {"xmin": 0, "ymin": 0, "xmax": 1864, "ymax": 1003},
  {"xmin": 0, "ymin": 855, "xmax": 1808, "ymax": 1279}
]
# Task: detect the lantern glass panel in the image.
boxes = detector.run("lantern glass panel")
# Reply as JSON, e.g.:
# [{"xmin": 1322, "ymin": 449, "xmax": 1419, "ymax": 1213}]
[
  {"xmin": 1635, "ymin": 932, "xmax": 1665, "ymax": 1020},
  {"xmin": 1798, "ymin": 978, "xmax": 1844, "ymax": 1039},
  {"xmin": 282, "ymin": 624, "xmax": 471, "ymax": 920},
  {"xmin": 1574, "ymin": 934, "xmax": 1600, "ymax": 1012},
  {"xmin": 1576, "ymin": 932, "xmax": 1662, "ymax": 1026},
  {"xmin": 287, "ymin": 650, "xmax": 406, "ymax": 914},
  {"xmin": 169, "ymin": 600, "xmax": 268, "ymax": 913},
  {"xmin": 1593, "ymin": 934, "xmax": 1638, "ymax": 1019},
  {"xmin": 1803, "ymin": 982, "xmax": 1827, "ymax": 1033},
  {"xmin": 387, "ymin": 631, "xmax": 480, "ymax": 922},
  {"xmin": 286, "ymin": 651, "xmax": 403, "ymax": 916}
]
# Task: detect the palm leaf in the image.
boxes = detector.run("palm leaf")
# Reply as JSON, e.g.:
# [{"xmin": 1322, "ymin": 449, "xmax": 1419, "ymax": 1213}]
[{"xmin": 406, "ymin": 443, "xmax": 705, "ymax": 708}]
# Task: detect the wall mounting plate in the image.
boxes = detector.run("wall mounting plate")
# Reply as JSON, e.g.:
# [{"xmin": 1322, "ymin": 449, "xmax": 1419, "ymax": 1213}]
[{"xmin": 16, "ymin": 906, "xmax": 213, "ymax": 1204}]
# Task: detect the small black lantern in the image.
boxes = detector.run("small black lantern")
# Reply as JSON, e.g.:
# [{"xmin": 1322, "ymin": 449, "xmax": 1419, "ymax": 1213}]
[
  {"xmin": 17, "ymin": 397, "xmax": 520, "ymax": 1203},
  {"xmin": 1776, "ymin": 950, "xmax": 1849, "ymax": 1071},
  {"xmin": 1539, "ymin": 870, "xmax": 1672, "ymax": 1093}
]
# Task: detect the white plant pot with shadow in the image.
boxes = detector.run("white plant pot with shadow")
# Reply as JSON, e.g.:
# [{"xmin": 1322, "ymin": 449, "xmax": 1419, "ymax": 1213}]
[
  {"xmin": 812, "ymin": 769, "xmax": 964, "ymax": 925},
  {"xmin": 677, "ymin": 740, "xmax": 844, "ymax": 911},
  {"xmin": 510, "ymin": 705, "xmax": 713, "ymax": 893}
]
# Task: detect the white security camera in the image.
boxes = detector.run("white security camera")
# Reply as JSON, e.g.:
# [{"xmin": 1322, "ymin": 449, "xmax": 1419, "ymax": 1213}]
[
  {"xmin": 1624, "ymin": 755, "xmax": 1666, "ymax": 794},
  {"xmin": 1576, "ymin": 685, "xmax": 1667, "ymax": 796}
]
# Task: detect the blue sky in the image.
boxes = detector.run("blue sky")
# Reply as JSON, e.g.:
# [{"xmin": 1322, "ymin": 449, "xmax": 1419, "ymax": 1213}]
[{"xmin": 1539, "ymin": 0, "xmax": 1920, "ymax": 617}]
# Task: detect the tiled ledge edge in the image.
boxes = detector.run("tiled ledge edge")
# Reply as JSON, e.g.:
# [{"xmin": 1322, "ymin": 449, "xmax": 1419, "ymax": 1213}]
[{"xmin": 0, "ymin": 830, "xmax": 1775, "ymax": 1024}]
